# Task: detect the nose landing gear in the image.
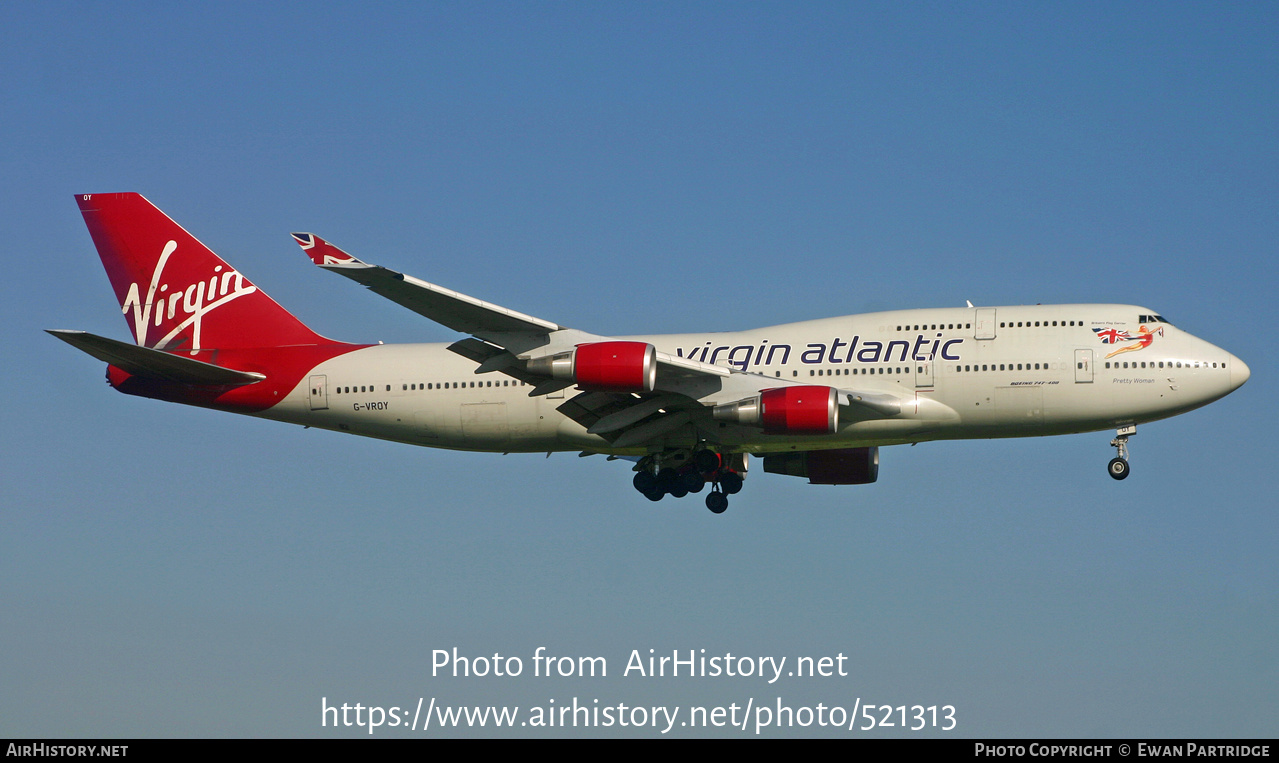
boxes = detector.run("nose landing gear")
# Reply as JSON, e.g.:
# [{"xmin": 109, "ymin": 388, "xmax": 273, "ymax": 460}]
[{"xmin": 1108, "ymin": 425, "xmax": 1135, "ymax": 480}]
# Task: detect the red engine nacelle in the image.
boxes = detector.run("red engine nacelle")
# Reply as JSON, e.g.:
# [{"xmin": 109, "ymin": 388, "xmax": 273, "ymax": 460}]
[
  {"xmin": 527, "ymin": 341, "xmax": 657, "ymax": 393},
  {"xmin": 762, "ymin": 447, "xmax": 879, "ymax": 485},
  {"xmin": 713, "ymin": 385, "xmax": 839, "ymax": 434},
  {"xmin": 759, "ymin": 386, "xmax": 839, "ymax": 434},
  {"xmin": 574, "ymin": 341, "xmax": 656, "ymax": 392}
]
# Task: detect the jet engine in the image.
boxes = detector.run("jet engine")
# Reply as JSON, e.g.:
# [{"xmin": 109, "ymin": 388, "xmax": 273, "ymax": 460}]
[
  {"xmin": 762, "ymin": 447, "xmax": 879, "ymax": 484},
  {"xmin": 712, "ymin": 386, "xmax": 839, "ymax": 434},
  {"xmin": 526, "ymin": 341, "xmax": 657, "ymax": 393}
]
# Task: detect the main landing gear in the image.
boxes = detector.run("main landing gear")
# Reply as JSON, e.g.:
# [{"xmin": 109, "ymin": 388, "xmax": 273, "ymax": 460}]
[
  {"xmin": 633, "ymin": 449, "xmax": 745, "ymax": 514},
  {"xmin": 1107, "ymin": 425, "xmax": 1135, "ymax": 480}
]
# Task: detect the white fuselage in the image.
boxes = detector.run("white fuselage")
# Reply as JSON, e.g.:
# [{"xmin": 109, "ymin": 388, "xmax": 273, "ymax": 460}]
[{"xmin": 261, "ymin": 304, "xmax": 1247, "ymax": 455}]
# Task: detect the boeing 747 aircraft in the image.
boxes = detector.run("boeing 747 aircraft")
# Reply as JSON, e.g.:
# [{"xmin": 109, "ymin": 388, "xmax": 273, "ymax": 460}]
[{"xmin": 51, "ymin": 193, "xmax": 1250, "ymax": 513}]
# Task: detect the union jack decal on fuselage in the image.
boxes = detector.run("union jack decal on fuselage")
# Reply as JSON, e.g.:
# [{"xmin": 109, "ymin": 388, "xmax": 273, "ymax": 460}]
[
  {"xmin": 1093, "ymin": 327, "xmax": 1131, "ymax": 344},
  {"xmin": 1095, "ymin": 324, "xmax": 1164, "ymax": 359}
]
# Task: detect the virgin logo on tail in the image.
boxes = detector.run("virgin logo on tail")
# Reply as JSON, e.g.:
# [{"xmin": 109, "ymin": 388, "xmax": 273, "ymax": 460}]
[{"xmin": 123, "ymin": 239, "xmax": 258, "ymax": 350}]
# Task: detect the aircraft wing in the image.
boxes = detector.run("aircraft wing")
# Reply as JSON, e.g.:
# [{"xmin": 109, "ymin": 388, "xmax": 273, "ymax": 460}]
[
  {"xmin": 291, "ymin": 233, "xmax": 561, "ymax": 336},
  {"xmin": 291, "ymin": 233, "xmax": 732, "ymax": 384}
]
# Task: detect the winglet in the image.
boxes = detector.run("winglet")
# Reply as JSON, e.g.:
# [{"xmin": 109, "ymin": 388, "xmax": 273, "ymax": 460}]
[{"xmin": 291, "ymin": 233, "xmax": 365, "ymax": 266}]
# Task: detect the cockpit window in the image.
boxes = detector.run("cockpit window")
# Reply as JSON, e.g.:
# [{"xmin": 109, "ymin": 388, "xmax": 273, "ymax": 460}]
[{"xmin": 1139, "ymin": 313, "xmax": 1170, "ymax": 325}]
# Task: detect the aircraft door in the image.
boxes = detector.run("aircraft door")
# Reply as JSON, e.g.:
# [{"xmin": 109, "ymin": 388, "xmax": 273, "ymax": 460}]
[
  {"xmin": 1074, "ymin": 349, "xmax": 1094, "ymax": 383},
  {"xmin": 308, "ymin": 374, "xmax": 329, "ymax": 410},
  {"xmin": 975, "ymin": 308, "xmax": 997, "ymax": 340},
  {"xmin": 914, "ymin": 358, "xmax": 934, "ymax": 388}
]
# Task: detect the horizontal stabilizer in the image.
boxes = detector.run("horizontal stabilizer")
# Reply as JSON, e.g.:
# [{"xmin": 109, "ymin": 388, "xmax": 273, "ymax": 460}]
[{"xmin": 47, "ymin": 330, "xmax": 265, "ymax": 386}]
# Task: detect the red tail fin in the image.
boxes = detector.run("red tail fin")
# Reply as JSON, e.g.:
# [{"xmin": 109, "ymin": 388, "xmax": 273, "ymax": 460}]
[{"xmin": 77, "ymin": 193, "xmax": 329, "ymax": 350}]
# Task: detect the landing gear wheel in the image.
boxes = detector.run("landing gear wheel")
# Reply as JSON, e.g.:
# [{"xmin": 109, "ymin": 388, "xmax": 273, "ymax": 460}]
[
  {"xmin": 644, "ymin": 489, "xmax": 665, "ymax": 502},
  {"xmin": 706, "ymin": 491, "xmax": 728, "ymax": 514},
  {"xmin": 679, "ymin": 471, "xmax": 706, "ymax": 494},
  {"xmin": 719, "ymin": 471, "xmax": 743, "ymax": 495},
  {"xmin": 656, "ymin": 468, "xmax": 679, "ymax": 494},
  {"xmin": 633, "ymin": 471, "xmax": 656, "ymax": 494},
  {"xmin": 1108, "ymin": 426, "xmax": 1134, "ymax": 481}
]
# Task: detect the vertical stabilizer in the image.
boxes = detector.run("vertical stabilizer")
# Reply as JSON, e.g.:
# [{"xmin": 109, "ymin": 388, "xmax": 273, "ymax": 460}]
[{"xmin": 76, "ymin": 193, "xmax": 330, "ymax": 350}]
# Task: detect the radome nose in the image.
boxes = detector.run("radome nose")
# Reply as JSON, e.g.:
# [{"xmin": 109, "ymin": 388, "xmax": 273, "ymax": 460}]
[{"xmin": 1230, "ymin": 354, "xmax": 1250, "ymax": 390}]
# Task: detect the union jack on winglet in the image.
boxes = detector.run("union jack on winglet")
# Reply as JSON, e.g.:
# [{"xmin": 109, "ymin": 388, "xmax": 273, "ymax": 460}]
[{"xmin": 291, "ymin": 232, "xmax": 362, "ymax": 266}]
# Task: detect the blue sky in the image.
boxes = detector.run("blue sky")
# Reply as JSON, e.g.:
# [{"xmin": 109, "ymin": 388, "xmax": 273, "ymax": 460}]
[{"xmin": 2, "ymin": 2, "xmax": 1276, "ymax": 737}]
